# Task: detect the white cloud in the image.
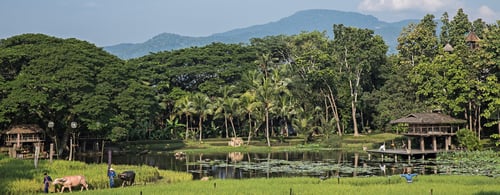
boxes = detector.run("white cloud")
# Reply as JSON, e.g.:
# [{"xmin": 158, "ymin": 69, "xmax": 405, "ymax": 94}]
[
  {"xmin": 358, "ymin": 0, "xmax": 455, "ymax": 12},
  {"xmin": 476, "ymin": 5, "xmax": 498, "ymax": 23}
]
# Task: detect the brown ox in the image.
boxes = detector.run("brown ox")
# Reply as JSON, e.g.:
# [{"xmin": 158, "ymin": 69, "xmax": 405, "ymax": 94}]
[{"xmin": 52, "ymin": 175, "xmax": 89, "ymax": 193}]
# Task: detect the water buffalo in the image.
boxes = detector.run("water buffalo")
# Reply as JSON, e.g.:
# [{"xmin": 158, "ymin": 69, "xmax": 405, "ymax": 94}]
[
  {"xmin": 118, "ymin": 171, "xmax": 135, "ymax": 187},
  {"xmin": 52, "ymin": 175, "xmax": 89, "ymax": 193}
]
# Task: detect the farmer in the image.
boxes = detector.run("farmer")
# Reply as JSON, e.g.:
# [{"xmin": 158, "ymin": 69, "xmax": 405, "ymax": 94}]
[
  {"xmin": 43, "ymin": 172, "xmax": 52, "ymax": 193},
  {"xmin": 400, "ymin": 168, "xmax": 418, "ymax": 184},
  {"xmin": 108, "ymin": 167, "xmax": 116, "ymax": 188},
  {"xmin": 401, "ymin": 173, "xmax": 417, "ymax": 183}
]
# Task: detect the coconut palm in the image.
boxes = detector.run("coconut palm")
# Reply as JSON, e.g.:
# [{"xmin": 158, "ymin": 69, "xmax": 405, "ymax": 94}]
[
  {"xmin": 214, "ymin": 85, "xmax": 236, "ymax": 138},
  {"xmin": 174, "ymin": 95, "xmax": 194, "ymax": 140},
  {"xmin": 191, "ymin": 93, "xmax": 213, "ymax": 142},
  {"xmin": 239, "ymin": 90, "xmax": 261, "ymax": 144}
]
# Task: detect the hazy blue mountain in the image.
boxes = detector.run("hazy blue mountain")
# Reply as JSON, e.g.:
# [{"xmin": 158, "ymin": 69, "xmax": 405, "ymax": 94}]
[{"xmin": 104, "ymin": 9, "xmax": 418, "ymax": 59}]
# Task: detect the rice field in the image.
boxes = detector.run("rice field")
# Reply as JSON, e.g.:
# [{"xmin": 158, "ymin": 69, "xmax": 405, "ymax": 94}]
[{"xmin": 76, "ymin": 175, "xmax": 500, "ymax": 195}]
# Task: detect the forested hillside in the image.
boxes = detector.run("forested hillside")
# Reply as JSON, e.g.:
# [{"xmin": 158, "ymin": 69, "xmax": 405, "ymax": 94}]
[
  {"xmin": 0, "ymin": 9, "xmax": 498, "ymax": 155},
  {"xmin": 104, "ymin": 9, "xmax": 416, "ymax": 59}
]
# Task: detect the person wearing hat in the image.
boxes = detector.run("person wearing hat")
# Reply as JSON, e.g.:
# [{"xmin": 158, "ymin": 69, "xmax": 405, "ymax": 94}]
[
  {"xmin": 42, "ymin": 172, "xmax": 52, "ymax": 193},
  {"xmin": 108, "ymin": 167, "xmax": 116, "ymax": 188}
]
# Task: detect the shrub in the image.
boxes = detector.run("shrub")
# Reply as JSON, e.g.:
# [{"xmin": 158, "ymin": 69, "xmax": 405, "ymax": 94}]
[{"xmin": 456, "ymin": 128, "xmax": 481, "ymax": 151}]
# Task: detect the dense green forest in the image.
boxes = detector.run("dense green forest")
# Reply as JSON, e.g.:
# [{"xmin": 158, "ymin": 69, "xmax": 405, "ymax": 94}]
[{"xmin": 0, "ymin": 9, "xmax": 498, "ymax": 155}]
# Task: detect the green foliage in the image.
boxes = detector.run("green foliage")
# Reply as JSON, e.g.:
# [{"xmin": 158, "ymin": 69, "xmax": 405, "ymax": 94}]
[
  {"xmin": 456, "ymin": 129, "xmax": 481, "ymax": 151},
  {"xmin": 1, "ymin": 8, "xmax": 498, "ymax": 148},
  {"xmin": 490, "ymin": 134, "xmax": 500, "ymax": 147},
  {"xmin": 109, "ymin": 126, "xmax": 128, "ymax": 142}
]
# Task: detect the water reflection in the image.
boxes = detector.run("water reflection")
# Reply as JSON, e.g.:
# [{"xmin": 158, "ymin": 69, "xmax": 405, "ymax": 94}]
[{"xmin": 77, "ymin": 151, "xmax": 439, "ymax": 180}]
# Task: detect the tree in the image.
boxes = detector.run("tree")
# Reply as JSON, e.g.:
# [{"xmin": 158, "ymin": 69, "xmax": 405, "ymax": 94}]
[
  {"xmin": 238, "ymin": 90, "xmax": 261, "ymax": 144},
  {"xmin": 476, "ymin": 22, "xmax": 500, "ymax": 135},
  {"xmin": 0, "ymin": 34, "xmax": 153, "ymax": 157},
  {"xmin": 174, "ymin": 95, "xmax": 194, "ymax": 140},
  {"xmin": 332, "ymin": 24, "xmax": 387, "ymax": 136},
  {"xmin": 191, "ymin": 93, "xmax": 213, "ymax": 142},
  {"xmin": 398, "ymin": 14, "xmax": 439, "ymax": 66}
]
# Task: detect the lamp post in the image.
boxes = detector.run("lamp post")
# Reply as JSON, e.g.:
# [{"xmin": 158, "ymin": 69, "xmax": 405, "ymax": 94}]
[
  {"xmin": 48, "ymin": 121, "xmax": 55, "ymax": 162},
  {"xmin": 69, "ymin": 122, "xmax": 77, "ymax": 161}
]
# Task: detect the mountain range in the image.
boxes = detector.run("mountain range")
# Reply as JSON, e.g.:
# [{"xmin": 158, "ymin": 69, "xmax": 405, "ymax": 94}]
[{"xmin": 104, "ymin": 9, "xmax": 418, "ymax": 59}]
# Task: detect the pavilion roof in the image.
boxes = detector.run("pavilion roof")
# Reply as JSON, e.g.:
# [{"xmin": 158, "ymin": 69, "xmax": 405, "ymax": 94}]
[
  {"xmin": 389, "ymin": 113, "xmax": 466, "ymax": 125},
  {"xmin": 466, "ymin": 31, "xmax": 480, "ymax": 42},
  {"xmin": 3, "ymin": 124, "xmax": 43, "ymax": 135}
]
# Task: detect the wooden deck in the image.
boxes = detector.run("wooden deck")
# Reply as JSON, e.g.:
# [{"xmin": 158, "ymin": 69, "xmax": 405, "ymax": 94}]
[
  {"xmin": 366, "ymin": 149, "xmax": 454, "ymax": 156},
  {"xmin": 365, "ymin": 149, "xmax": 457, "ymax": 163}
]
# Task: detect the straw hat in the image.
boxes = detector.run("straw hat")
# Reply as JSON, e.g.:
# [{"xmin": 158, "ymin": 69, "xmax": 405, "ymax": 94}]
[{"xmin": 109, "ymin": 168, "xmax": 114, "ymax": 171}]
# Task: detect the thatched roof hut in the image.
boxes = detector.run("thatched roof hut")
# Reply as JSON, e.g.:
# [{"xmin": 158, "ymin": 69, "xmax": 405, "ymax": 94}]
[
  {"xmin": 2, "ymin": 124, "xmax": 44, "ymax": 147},
  {"xmin": 390, "ymin": 112, "xmax": 466, "ymax": 152},
  {"xmin": 390, "ymin": 113, "xmax": 466, "ymax": 125}
]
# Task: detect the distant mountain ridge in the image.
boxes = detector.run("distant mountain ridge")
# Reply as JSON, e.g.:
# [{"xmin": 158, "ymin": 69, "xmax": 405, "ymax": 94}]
[{"xmin": 104, "ymin": 9, "xmax": 418, "ymax": 59}]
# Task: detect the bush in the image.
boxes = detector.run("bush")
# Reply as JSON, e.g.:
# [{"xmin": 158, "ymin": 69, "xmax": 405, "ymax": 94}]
[{"xmin": 456, "ymin": 128, "xmax": 481, "ymax": 151}]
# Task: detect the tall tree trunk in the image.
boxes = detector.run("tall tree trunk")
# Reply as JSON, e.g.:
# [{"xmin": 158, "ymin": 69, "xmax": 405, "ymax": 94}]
[
  {"xmin": 478, "ymin": 106, "xmax": 481, "ymax": 140},
  {"xmin": 198, "ymin": 116, "xmax": 203, "ymax": 142},
  {"xmin": 224, "ymin": 112, "xmax": 229, "ymax": 138},
  {"xmin": 246, "ymin": 113, "xmax": 253, "ymax": 145},
  {"xmin": 229, "ymin": 116, "xmax": 237, "ymax": 138},
  {"xmin": 349, "ymin": 69, "xmax": 361, "ymax": 137},
  {"xmin": 265, "ymin": 106, "xmax": 271, "ymax": 147},
  {"xmin": 324, "ymin": 85, "xmax": 342, "ymax": 136},
  {"xmin": 351, "ymin": 100, "xmax": 359, "ymax": 136},
  {"xmin": 185, "ymin": 115, "xmax": 189, "ymax": 140}
]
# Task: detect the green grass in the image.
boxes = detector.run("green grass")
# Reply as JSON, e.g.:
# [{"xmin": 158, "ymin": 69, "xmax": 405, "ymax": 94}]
[
  {"xmin": 73, "ymin": 175, "xmax": 500, "ymax": 195},
  {"xmin": 0, "ymin": 154, "xmax": 192, "ymax": 194}
]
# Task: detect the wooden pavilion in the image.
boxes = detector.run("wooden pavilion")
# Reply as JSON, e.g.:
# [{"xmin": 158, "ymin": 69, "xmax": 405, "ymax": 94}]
[
  {"xmin": 367, "ymin": 112, "xmax": 466, "ymax": 162},
  {"xmin": 390, "ymin": 112, "xmax": 466, "ymax": 152},
  {"xmin": 465, "ymin": 31, "xmax": 480, "ymax": 50},
  {"xmin": 2, "ymin": 124, "xmax": 45, "ymax": 158}
]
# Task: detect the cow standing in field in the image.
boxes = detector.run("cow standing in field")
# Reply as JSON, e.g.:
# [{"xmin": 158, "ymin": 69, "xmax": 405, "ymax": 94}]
[
  {"xmin": 118, "ymin": 171, "xmax": 136, "ymax": 187},
  {"xmin": 52, "ymin": 175, "xmax": 89, "ymax": 193}
]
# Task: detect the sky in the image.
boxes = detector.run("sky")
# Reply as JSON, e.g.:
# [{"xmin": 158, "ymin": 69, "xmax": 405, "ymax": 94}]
[{"xmin": 1, "ymin": 0, "xmax": 499, "ymax": 47}]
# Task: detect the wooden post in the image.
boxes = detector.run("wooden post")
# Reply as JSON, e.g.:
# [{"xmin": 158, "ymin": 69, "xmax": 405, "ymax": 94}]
[
  {"xmin": 407, "ymin": 138, "xmax": 412, "ymax": 153},
  {"xmin": 49, "ymin": 143, "xmax": 54, "ymax": 163},
  {"xmin": 432, "ymin": 136, "xmax": 437, "ymax": 151},
  {"xmin": 108, "ymin": 150, "xmax": 112, "ymax": 170},
  {"xmin": 69, "ymin": 137, "xmax": 73, "ymax": 161},
  {"xmin": 420, "ymin": 137, "xmax": 425, "ymax": 152},
  {"xmin": 34, "ymin": 143, "xmax": 40, "ymax": 168}
]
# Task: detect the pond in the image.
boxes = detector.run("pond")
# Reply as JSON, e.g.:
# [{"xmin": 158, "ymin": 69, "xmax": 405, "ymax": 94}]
[{"xmin": 76, "ymin": 150, "xmax": 455, "ymax": 180}]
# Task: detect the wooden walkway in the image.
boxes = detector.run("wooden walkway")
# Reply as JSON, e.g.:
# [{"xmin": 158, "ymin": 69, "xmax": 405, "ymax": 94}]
[
  {"xmin": 365, "ymin": 149, "xmax": 455, "ymax": 163},
  {"xmin": 366, "ymin": 149, "xmax": 454, "ymax": 155}
]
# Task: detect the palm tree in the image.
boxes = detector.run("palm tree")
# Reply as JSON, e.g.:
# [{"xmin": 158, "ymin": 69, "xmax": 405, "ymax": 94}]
[
  {"xmin": 174, "ymin": 95, "xmax": 194, "ymax": 140},
  {"xmin": 239, "ymin": 90, "xmax": 261, "ymax": 144},
  {"xmin": 215, "ymin": 85, "xmax": 236, "ymax": 138},
  {"xmin": 276, "ymin": 95, "xmax": 297, "ymax": 137},
  {"xmin": 191, "ymin": 93, "xmax": 213, "ymax": 142},
  {"xmin": 253, "ymin": 68, "xmax": 291, "ymax": 147},
  {"xmin": 225, "ymin": 97, "xmax": 240, "ymax": 138}
]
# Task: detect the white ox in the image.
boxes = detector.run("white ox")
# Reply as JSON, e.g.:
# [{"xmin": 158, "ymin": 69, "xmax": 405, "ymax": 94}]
[{"xmin": 52, "ymin": 175, "xmax": 89, "ymax": 193}]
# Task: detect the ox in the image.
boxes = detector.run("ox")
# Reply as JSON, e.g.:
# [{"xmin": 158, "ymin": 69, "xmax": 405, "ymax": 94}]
[
  {"xmin": 118, "ymin": 171, "xmax": 135, "ymax": 187},
  {"xmin": 52, "ymin": 175, "xmax": 89, "ymax": 193}
]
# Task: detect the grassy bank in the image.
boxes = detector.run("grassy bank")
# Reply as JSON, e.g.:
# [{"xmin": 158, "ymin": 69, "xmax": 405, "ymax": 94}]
[
  {"xmin": 0, "ymin": 154, "xmax": 192, "ymax": 194},
  {"xmin": 75, "ymin": 175, "xmax": 500, "ymax": 195},
  {"xmin": 117, "ymin": 133, "xmax": 403, "ymax": 155}
]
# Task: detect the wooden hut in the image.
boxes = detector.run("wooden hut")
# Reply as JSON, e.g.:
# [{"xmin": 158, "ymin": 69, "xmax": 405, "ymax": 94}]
[
  {"xmin": 465, "ymin": 31, "xmax": 480, "ymax": 50},
  {"xmin": 389, "ymin": 112, "xmax": 466, "ymax": 153},
  {"xmin": 366, "ymin": 112, "xmax": 466, "ymax": 162},
  {"xmin": 2, "ymin": 124, "xmax": 45, "ymax": 158}
]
